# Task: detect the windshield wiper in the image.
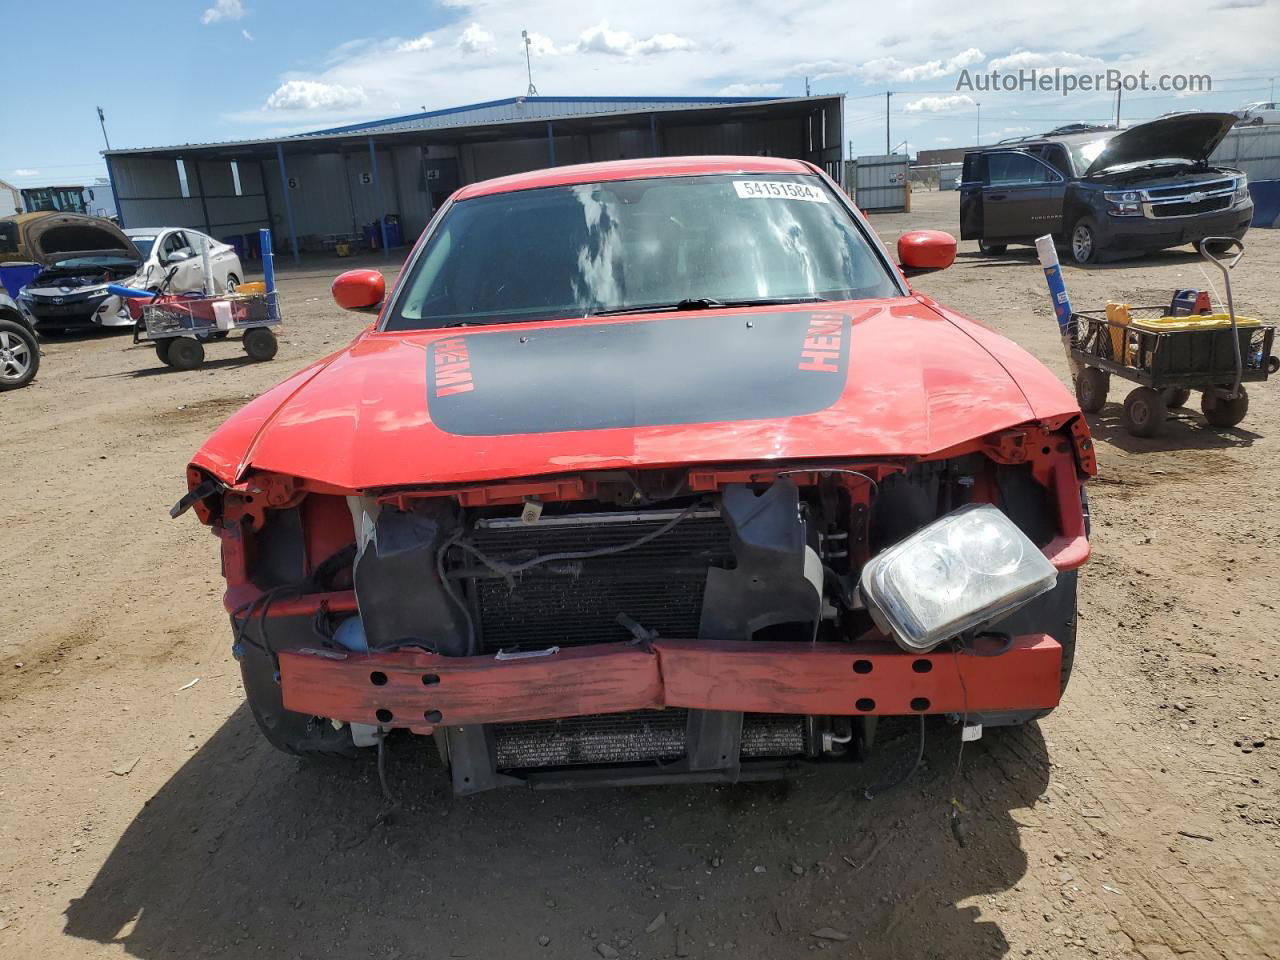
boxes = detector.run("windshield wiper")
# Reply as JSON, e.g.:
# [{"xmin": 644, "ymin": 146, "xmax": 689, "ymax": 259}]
[{"xmin": 588, "ymin": 295, "xmax": 831, "ymax": 318}]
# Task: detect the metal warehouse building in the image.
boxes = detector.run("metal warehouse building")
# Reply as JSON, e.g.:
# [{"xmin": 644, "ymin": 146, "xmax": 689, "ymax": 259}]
[{"xmin": 103, "ymin": 95, "xmax": 845, "ymax": 263}]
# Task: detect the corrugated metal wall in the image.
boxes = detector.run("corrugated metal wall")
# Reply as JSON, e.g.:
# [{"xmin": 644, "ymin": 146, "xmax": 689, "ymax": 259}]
[
  {"xmin": 1211, "ymin": 125, "xmax": 1280, "ymax": 181},
  {"xmin": 108, "ymin": 101, "xmax": 844, "ymax": 250},
  {"xmin": 852, "ymin": 155, "xmax": 909, "ymax": 211}
]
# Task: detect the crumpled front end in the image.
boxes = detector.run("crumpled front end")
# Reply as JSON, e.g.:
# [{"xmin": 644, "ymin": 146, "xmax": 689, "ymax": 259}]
[{"xmin": 188, "ymin": 412, "xmax": 1093, "ymax": 794}]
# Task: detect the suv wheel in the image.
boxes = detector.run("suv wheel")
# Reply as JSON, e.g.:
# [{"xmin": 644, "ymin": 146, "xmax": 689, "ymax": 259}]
[
  {"xmin": 0, "ymin": 319, "xmax": 39, "ymax": 390},
  {"xmin": 1070, "ymin": 218, "xmax": 1100, "ymax": 265},
  {"xmin": 978, "ymin": 239, "xmax": 1007, "ymax": 255}
]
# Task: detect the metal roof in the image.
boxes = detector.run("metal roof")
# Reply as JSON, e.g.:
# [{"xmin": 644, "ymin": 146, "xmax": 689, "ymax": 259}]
[
  {"xmin": 102, "ymin": 95, "xmax": 835, "ymax": 159},
  {"xmin": 301, "ymin": 95, "xmax": 785, "ymax": 137}
]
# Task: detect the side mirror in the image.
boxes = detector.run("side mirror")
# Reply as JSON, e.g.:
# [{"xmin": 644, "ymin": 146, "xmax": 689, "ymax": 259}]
[
  {"xmin": 165, "ymin": 249, "xmax": 192, "ymax": 264},
  {"xmin": 332, "ymin": 269, "xmax": 386, "ymax": 313},
  {"xmin": 898, "ymin": 230, "xmax": 957, "ymax": 276}
]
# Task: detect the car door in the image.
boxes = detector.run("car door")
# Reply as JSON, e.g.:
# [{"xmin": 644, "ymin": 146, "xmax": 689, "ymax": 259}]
[
  {"xmin": 981, "ymin": 151, "xmax": 1067, "ymax": 240},
  {"xmin": 958, "ymin": 152, "xmax": 985, "ymax": 240},
  {"xmin": 160, "ymin": 231, "xmax": 204, "ymax": 292}
]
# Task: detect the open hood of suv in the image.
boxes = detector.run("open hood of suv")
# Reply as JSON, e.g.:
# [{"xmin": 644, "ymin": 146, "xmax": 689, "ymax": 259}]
[
  {"xmin": 1083, "ymin": 112, "xmax": 1238, "ymax": 176},
  {"xmin": 0, "ymin": 212, "xmax": 141, "ymax": 266}
]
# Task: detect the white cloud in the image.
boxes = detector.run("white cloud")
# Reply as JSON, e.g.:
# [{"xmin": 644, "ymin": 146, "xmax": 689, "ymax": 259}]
[
  {"xmin": 904, "ymin": 94, "xmax": 976, "ymax": 113},
  {"xmin": 990, "ymin": 125, "xmax": 1032, "ymax": 136},
  {"xmin": 241, "ymin": 28, "xmax": 253, "ymax": 41},
  {"xmin": 858, "ymin": 48, "xmax": 984, "ymax": 83},
  {"xmin": 574, "ymin": 23, "xmax": 694, "ymax": 57},
  {"xmin": 265, "ymin": 80, "xmax": 368, "ymax": 111},
  {"xmin": 457, "ymin": 24, "xmax": 494, "ymax": 54},
  {"xmin": 790, "ymin": 59, "xmax": 853, "ymax": 82},
  {"xmin": 523, "ymin": 31, "xmax": 559, "ymax": 56},
  {"xmin": 397, "ymin": 33, "xmax": 435, "ymax": 53},
  {"xmin": 987, "ymin": 50, "xmax": 1104, "ymax": 72},
  {"xmin": 14, "ymin": 168, "xmax": 38, "ymax": 176},
  {"xmin": 717, "ymin": 82, "xmax": 782, "ymax": 96},
  {"xmin": 934, "ymin": 136, "xmax": 953, "ymax": 143},
  {"xmin": 201, "ymin": 0, "xmax": 244, "ymax": 25}
]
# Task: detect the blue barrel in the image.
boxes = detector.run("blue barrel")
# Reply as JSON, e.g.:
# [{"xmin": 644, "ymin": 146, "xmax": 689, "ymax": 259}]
[
  {"xmin": 0, "ymin": 262, "xmax": 41, "ymax": 299},
  {"xmin": 383, "ymin": 220, "xmax": 403, "ymax": 248}
]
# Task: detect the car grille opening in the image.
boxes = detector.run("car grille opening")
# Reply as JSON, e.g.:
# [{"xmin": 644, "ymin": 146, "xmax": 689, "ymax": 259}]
[{"xmin": 454, "ymin": 509, "xmax": 734, "ymax": 653}]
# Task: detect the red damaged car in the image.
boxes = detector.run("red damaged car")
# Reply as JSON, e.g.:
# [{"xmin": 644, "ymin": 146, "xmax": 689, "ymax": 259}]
[{"xmin": 179, "ymin": 156, "xmax": 1093, "ymax": 793}]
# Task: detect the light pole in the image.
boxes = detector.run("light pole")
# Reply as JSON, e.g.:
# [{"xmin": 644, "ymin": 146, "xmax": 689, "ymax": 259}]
[
  {"xmin": 522, "ymin": 30, "xmax": 539, "ymax": 97},
  {"xmin": 975, "ymin": 102, "xmax": 981, "ymax": 146},
  {"xmin": 96, "ymin": 106, "xmax": 111, "ymax": 151}
]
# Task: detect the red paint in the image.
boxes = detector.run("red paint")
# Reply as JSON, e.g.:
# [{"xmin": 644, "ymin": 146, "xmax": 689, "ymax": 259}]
[
  {"xmin": 331, "ymin": 269, "xmax": 385, "ymax": 311},
  {"xmin": 898, "ymin": 230, "xmax": 957, "ymax": 271},
  {"xmin": 277, "ymin": 635, "xmax": 1062, "ymax": 729},
  {"xmin": 453, "ymin": 155, "xmax": 820, "ymax": 202},
  {"xmin": 190, "ymin": 298, "xmax": 1079, "ymax": 490}
]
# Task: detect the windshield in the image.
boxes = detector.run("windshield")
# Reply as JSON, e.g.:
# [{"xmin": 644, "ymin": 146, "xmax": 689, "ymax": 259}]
[
  {"xmin": 1068, "ymin": 137, "xmax": 1114, "ymax": 174},
  {"xmin": 385, "ymin": 174, "xmax": 899, "ymax": 331},
  {"xmin": 128, "ymin": 236, "xmax": 156, "ymax": 258},
  {"xmin": 50, "ymin": 256, "xmax": 138, "ymax": 271}
]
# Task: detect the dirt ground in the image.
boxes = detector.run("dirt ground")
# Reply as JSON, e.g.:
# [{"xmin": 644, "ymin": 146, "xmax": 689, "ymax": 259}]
[{"xmin": 1, "ymin": 188, "xmax": 1277, "ymax": 960}]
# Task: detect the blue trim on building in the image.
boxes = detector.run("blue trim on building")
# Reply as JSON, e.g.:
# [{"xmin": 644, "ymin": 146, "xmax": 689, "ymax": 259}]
[{"xmin": 300, "ymin": 95, "xmax": 784, "ymax": 137}]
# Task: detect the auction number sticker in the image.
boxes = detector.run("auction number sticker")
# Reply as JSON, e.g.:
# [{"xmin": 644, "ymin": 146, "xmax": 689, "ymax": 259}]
[{"xmin": 733, "ymin": 180, "xmax": 829, "ymax": 203}]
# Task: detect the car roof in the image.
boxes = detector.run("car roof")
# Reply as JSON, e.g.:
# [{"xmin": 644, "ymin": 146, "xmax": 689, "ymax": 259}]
[
  {"xmin": 124, "ymin": 227, "xmax": 185, "ymax": 235},
  {"xmin": 453, "ymin": 155, "xmax": 818, "ymax": 201}
]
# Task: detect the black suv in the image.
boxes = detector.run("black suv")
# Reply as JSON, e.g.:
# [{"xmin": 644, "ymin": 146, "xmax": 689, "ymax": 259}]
[{"xmin": 960, "ymin": 113, "xmax": 1253, "ymax": 264}]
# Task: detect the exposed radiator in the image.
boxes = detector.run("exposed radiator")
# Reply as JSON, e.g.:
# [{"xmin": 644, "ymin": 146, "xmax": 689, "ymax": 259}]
[
  {"xmin": 455, "ymin": 509, "xmax": 733, "ymax": 653},
  {"xmin": 493, "ymin": 710, "xmax": 808, "ymax": 769}
]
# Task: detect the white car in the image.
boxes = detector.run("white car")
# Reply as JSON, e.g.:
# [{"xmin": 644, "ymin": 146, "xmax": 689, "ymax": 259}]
[
  {"xmin": 18, "ymin": 217, "xmax": 243, "ymax": 331},
  {"xmin": 1234, "ymin": 102, "xmax": 1279, "ymax": 126},
  {"xmin": 124, "ymin": 227, "xmax": 244, "ymax": 295}
]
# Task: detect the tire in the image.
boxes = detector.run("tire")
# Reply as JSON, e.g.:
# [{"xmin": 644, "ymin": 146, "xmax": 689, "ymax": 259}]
[
  {"xmin": 243, "ymin": 327, "xmax": 278, "ymax": 362},
  {"xmin": 225, "ymin": 273, "xmax": 240, "ymax": 294},
  {"xmin": 978, "ymin": 239, "xmax": 1007, "ymax": 255},
  {"xmin": 1161, "ymin": 386, "xmax": 1191, "ymax": 408},
  {"xmin": 1201, "ymin": 386, "xmax": 1249, "ymax": 428},
  {"xmin": 1069, "ymin": 217, "xmax": 1101, "ymax": 265},
  {"xmin": 155, "ymin": 339, "xmax": 172, "ymax": 365},
  {"xmin": 1075, "ymin": 367, "xmax": 1110, "ymax": 413},
  {"xmin": 0, "ymin": 319, "xmax": 39, "ymax": 390},
  {"xmin": 1121, "ymin": 386, "xmax": 1167, "ymax": 437},
  {"xmin": 166, "ymin": 336, "xmax": 205, "ymax": 370}
]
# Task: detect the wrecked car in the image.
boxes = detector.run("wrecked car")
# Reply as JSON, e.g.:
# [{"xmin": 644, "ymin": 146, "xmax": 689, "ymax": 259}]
[
  {"xmin": 180, "ymin": 156, "xmax": 1093, "ymax": 794},
  {"xmin": 961, "ymin": 112, "xmax": 1252, "ymax": 263}
]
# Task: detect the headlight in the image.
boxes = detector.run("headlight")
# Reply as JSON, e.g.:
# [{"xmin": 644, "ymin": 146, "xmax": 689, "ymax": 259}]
[
  {"xmin": 858, "ymin": 504, "xmax": 1058, "ymax": 653},
  {"xmin": 1104, "ymin": 190, "xmax": 1142, "ymax": 216},
  {"xmin": 1235, "ymin": 176, "xmax": 1249, "ymax": 204}
]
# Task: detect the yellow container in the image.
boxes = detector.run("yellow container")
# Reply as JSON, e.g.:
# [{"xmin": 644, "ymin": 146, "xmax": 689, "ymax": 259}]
[
  {"xmin": 235, "ymin": 281, "xmax": 266, "ymax": 296},
  {"xmin": 336, "ymin": 242, "xmax": 350, "ymax": 257},
  {"xmin": 1129, "ymin": 312, "xmax": 1260, "ymax": 333},
  {"xmin": 1106, "ymin": 302, "xmax": 1131, "ymax": 361}
]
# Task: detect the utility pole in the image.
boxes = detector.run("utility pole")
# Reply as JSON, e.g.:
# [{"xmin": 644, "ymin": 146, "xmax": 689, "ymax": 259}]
[
  {"xmin": 96, "ymin": 106, "xmax": 111, "ymax": 151},
  {"xmin": 885, "ymin": 91, "xmax": 892, "ymax": 155},
  {"xmin": 805, "ymin": 76, "xmax": 811, "ymax": 97},
  {"xmin": 522, "ymin": 30, "xmax": 539, "ymax": 97},
  {"xmin": 1115, "ymin": 88, "xmax": 1122, "ymax": 127},
  {"xmin": 975, "ymin": 102, "xmax": 980, "ymax": 146}
]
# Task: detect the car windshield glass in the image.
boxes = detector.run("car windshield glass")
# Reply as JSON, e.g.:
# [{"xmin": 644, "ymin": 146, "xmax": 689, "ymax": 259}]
[
  {"xmin": 1068, "ymin": 137, "xmax": 1114, "ymax": 173},
  {"xmin": 385, "ymin": 174, "xmax": 899, "ymax": 330},
  {"xmin": 129, "ymin": 236, "xmax": 156, "ymax": 258}
]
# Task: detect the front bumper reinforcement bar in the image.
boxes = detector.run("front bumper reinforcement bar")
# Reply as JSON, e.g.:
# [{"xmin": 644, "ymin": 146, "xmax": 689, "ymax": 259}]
[{"xmin": 278, "ymin": 635, "xmax": 1062, "ymax": 732}]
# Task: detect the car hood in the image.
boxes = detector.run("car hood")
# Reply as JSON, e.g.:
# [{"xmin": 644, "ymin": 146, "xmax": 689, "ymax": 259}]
[
  {"xmin": 191, "ymin": 298, "xmax": 1079, "ymax": 491},
  {"xmin": 0, "ymin": 212, "xmax": 141, "ymax": 266},
  {"xmin": 1083, "ymin": 112, "xmax": 1238, "ymax": 175}
]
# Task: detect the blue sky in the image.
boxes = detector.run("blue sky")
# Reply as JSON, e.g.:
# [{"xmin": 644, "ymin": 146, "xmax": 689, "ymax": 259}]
[{"xmin": 3, "ymin": 0, "xmax": 1276, "ymax": 190}]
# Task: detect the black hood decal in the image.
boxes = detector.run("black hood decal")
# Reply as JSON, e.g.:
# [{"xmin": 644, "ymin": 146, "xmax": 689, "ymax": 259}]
[{"xmin": 427, "ymin": 310, "xmax": 851, "ymax": 436}]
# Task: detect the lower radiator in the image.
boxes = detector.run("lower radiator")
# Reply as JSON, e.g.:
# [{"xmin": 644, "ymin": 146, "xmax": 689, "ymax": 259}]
[{"xmin": 492, "ymin": 710, "xmax": 808, "ymax": 769}]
